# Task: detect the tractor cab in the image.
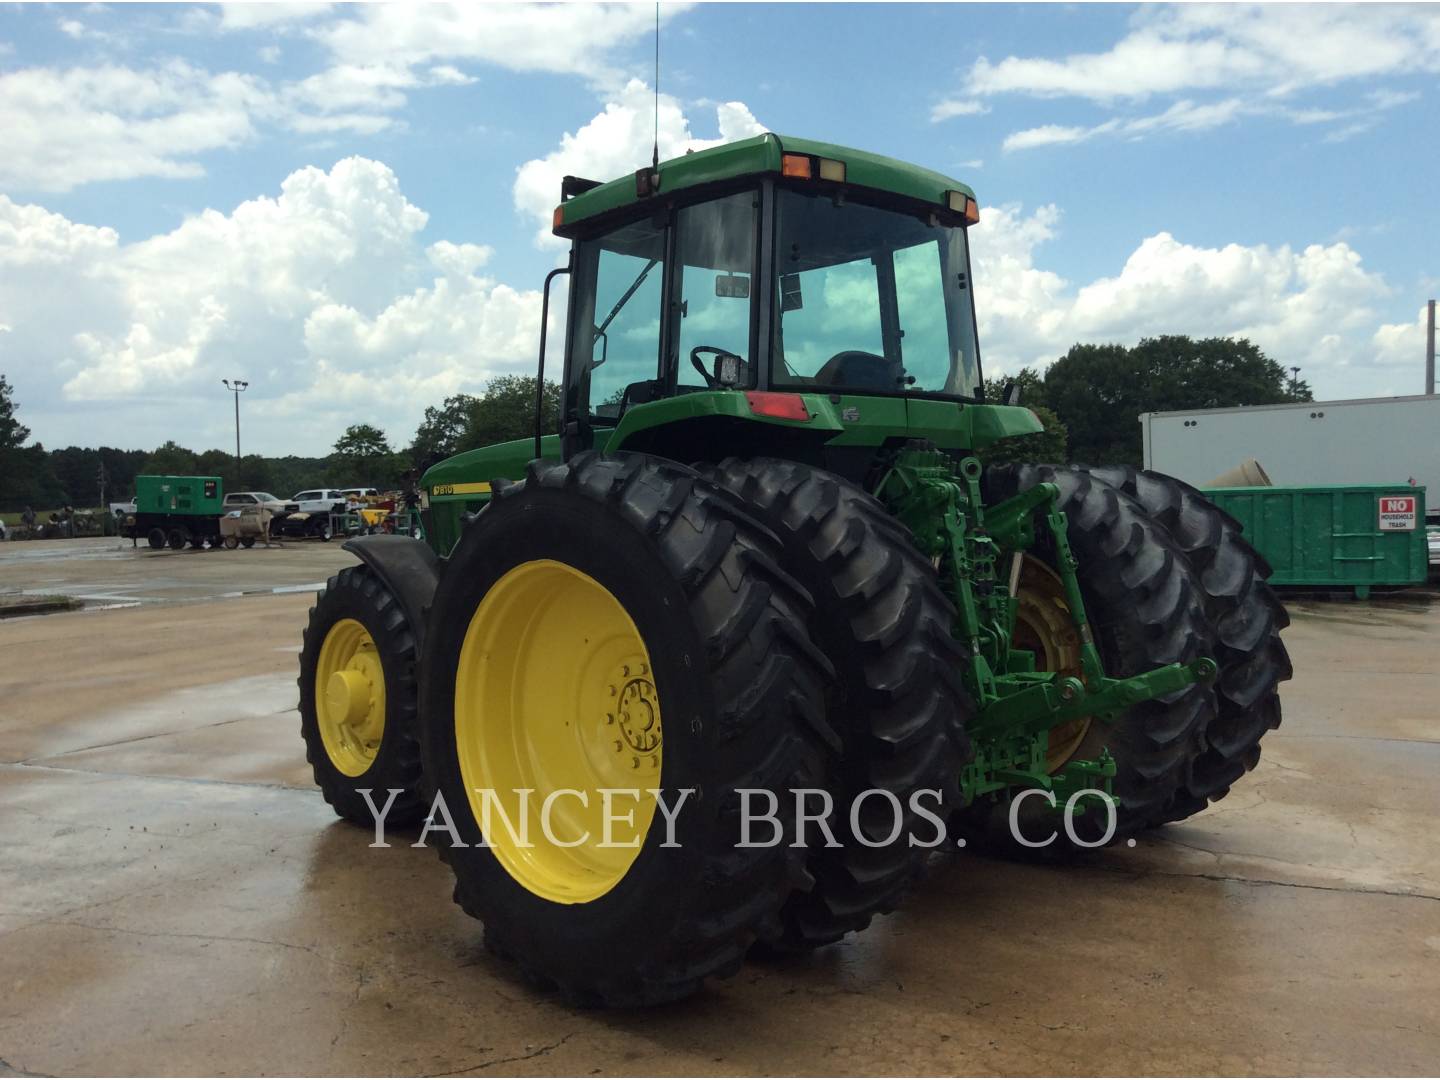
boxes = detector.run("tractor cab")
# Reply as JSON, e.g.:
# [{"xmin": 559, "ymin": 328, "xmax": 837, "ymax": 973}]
[{"xmin": 548, "ymin": 134, "xmax": 990, "ymax": 465}]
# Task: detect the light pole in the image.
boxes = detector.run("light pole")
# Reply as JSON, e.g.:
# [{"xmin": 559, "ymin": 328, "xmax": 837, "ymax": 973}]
[
  {"xmin": 222, "ymin": 379, "xmax": 248, "ymax": 476},
  {"xmin": 1289, "ymin": 366, "xmax": 1301, "ymax": 397}
]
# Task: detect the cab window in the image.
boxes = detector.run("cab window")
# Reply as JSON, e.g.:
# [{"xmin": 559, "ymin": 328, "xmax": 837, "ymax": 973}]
[
  {"xmin": 568, "ymin": 217, "xmax": 666, "ymax": 422},
  {"xmin": 673, "ymin": 191, "xmax": 758, "ymax": 391}
]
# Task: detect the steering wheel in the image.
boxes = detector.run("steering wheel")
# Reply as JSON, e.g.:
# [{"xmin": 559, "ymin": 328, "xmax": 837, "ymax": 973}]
[{"xmin": 690, "ymin": 345, "xmax": 742, "ymax": 388}]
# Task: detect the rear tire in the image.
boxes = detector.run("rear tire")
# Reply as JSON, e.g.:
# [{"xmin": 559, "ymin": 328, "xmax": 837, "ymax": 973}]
[
  {"xmin": 166, "ymin": 528, "xmax": 187, "ymax": 550},
  {"xmin": 298, "ymin": 565, "xmax": 426, "ymax": 825},
  {"xmin": 973, "ymin": 465, "xmax": 1217, "ymax": 848},
  {"xmin": 147, "ymin": 528, "xmax": 166, "ymax": 549},
  {"xmin": 1077, "ymin": 465, "xmax": 1291, "ymax": 821},
  {"xmin": 240, "ymin": 536, "xmax": 256, "ymax": 549},
  {"xmin": 418, "ymin": 452, "xmax": 835, "ymax": 1006},
  {"xmin": 703, "ymin": 457, "xmax": 972, "ymax": 950}
]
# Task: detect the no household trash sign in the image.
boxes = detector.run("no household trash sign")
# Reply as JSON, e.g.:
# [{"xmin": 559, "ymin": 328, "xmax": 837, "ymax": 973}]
[{"xmin": 1377, "ymin": 495, "xmax": 1417, "ymax": 531}]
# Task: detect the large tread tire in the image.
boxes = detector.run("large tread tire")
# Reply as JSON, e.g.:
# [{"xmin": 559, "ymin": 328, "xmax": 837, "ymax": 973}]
[
  {"xmin": 1077, "ymin": 465, "xmax": 1292, "ymax": 821},
  {"xmin": 418, "ymin": 452, "xmax": 836, "ymax": 1007},
  {"xmin": 703, "ymin": 457, "xmax": 972, "ymax": 950},
  {"xmin": 298, "ymin": 564, "xmax": 426, "ymax": 825},
  {"xmin": 975, "ymin": 464, "xmax": 1218, "ymax": 846}
]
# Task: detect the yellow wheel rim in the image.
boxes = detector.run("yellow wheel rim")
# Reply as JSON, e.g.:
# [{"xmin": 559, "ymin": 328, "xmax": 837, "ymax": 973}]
[
  {"xmin": 315, "ymin": 617, "xmax": 387, "ymax": 777},
  {"xmin": 454, "ymin": 560, "xmax": 661, "ymax": 904},
  {"xmin": 1012, "ymin": 556, "xmax": 1093, "ymax": 773}
]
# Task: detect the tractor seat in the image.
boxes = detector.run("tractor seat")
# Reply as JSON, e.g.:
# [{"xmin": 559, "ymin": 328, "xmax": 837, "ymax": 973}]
[{"xmin": 813, "ymin": 350, "xmax": 904, "ymax": 390}]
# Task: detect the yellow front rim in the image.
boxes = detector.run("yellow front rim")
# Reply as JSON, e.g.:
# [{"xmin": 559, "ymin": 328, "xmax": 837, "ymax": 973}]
[
  {"xmin": 315, "ymin": 618, "xmax": 387, "ymax": 777},
  {"xmin": 1012, "ymin": 556, "xmax": 1092, "ymax": 773},
  {"xmin": 454, "ymin": 560, "xmax": 661, "ymax": 904}
]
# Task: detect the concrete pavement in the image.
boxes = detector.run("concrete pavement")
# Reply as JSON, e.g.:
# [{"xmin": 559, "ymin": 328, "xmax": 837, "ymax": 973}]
[{"xmin": 0, "ymin": 551, "xmax": 1436, "ymax": 1075}]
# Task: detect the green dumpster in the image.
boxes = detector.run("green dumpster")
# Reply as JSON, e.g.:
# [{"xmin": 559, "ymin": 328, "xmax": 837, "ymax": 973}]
[{"xmin": 1205, "ymin": 485, "xmax": 1428, "ymax": 599}]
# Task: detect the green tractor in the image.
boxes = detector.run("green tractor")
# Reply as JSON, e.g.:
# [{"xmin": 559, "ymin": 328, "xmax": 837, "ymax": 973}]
[{"xmin": 298, "ymin": 134, "xmax": 1291, "ymax": 1006}]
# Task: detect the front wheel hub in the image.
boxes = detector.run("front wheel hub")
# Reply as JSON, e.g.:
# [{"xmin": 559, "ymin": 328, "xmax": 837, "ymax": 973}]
[{"xmin": 315, "ymin": 618, "xmax": 387, "ymax": 776}]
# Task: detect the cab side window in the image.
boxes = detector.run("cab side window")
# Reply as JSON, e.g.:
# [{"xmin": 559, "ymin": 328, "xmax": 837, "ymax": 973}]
[{"xmin": 570, "ymin": 218, "xmax": 667, "ymax": 421}]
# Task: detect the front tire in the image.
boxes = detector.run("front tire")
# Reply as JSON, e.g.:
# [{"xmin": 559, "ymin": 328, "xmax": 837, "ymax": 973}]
[
  {"xmin": 418, "ymin": 452, "xmax": 835, "ymax": 1006},
  {"xmin": 299, "ymin": 564, "xmax": 425, "ymax": 825},
  {"xmin": 704, "ymin": 457, "xmax": 972, "ymax": 950}
]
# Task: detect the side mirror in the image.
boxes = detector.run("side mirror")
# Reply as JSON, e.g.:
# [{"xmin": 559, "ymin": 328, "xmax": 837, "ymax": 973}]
[
  {"xmin": 780, "ymin": 273, "xmax": 804, "ymax": 312},
  {"xmin": 715, "ymin": 273, "xmax": 750, "ymax": 299}
]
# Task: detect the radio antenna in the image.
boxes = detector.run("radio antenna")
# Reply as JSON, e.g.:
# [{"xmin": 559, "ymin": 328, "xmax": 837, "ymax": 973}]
[{"xmin": 652, "ymin": 2, "xmax": 660, "ymax": 172}]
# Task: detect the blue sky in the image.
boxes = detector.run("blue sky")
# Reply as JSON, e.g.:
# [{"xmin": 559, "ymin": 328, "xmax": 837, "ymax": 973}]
[{"xmin": 1, "ymin": 2, "xmax": 1436, "ymax": 455}]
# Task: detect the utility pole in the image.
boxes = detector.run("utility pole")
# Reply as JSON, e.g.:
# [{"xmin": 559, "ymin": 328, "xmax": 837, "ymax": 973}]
[
  {"xmin": 1289, "ymin": 366, "xmax": 1301, "ymax": 398},
  {"xmin": 1426, "ymin": 299, "xmax": 1435, "ymax": 396},
  {"xmin": 222, "ymin": 379, "xmax": 249, "ymax": 477}
]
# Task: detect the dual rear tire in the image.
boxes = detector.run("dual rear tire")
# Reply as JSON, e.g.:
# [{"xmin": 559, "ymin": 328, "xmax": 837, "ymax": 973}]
[{"xmin": 983, "ymin": 463, "xmax": 1290, "ymax": 839}]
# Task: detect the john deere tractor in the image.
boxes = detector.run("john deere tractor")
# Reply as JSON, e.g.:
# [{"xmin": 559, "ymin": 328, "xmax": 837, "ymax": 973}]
[{"xmin": 298, "ymin": 134, "xmax": 1291, "ymax": 1006}]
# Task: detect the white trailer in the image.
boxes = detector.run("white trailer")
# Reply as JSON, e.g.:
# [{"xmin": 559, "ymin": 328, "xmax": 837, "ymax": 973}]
[{"xmin": 1141, "ymin": 394, "xmax": 1440, "ymax": 521}]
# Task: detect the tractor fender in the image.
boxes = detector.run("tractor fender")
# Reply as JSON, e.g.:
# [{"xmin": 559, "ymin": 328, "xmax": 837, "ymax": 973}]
[{"xmin": 341, "ymin": 534, "xmax": 440, "ymax": 655}]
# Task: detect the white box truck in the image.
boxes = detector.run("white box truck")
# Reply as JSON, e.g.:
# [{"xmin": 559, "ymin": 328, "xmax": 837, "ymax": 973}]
[{"xmin": 1140, "ymin": 394, "xmax": 1440, "ymax": 525}]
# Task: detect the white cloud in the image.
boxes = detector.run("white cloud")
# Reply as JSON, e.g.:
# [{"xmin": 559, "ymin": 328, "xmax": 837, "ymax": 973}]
[
  {"xmin": 514, "ymin": 80, "xmax": 766, "ymax": 246},
  {"xmin": 1002, "ymin": 123, "xmax": 1109, "ymax": 153},
  {"xmin": 965, "ymin": 5, "xmax": 1434, "ymax": 150},
  {"xmin": 0, "ymin": 159, "xmax": 543, "ymax": 454},
  {"xmin": 971, "ymin": 203, "xmax": 1403, "ymax": 398},
  {"xmin": 0, "ymin": 62, "xmax": 266, "ymax": 191},
  {"xmin": 311, "ymin": 3, "xmax": 679, "ymax": 87},
  {"xmin": 2, "ymin": 3, "xmax": 681, "ymax": 195},
  {"xmin": 1002, "ymin": 91, "xmax": 1413, "ymax": 152},
  {"xmin": 931, "ymin": 98, "xmax": 989, "ymax": 122},
  {"xmin": 219, "ymin": 3, "xmax": 335, "ymax": 31},
  {"xmin": 967, "ymin": 5, "xmax": 1440, "ymax": 103},
  {"xmin": 1370, "ymin": 306, "xmax": 1432, "ymax": 371}
]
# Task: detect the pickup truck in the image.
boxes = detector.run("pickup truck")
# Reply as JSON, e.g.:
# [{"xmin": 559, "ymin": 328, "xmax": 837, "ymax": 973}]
[{"xmin": 272, "ymin": 489, "xmax": 348, "ymax": 541}]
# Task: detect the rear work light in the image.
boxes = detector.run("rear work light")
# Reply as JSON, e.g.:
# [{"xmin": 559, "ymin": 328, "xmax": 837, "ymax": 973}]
[
  {"xmin": 781, "ymin": 153, "xmax": 812, "ymax": 179},
  {"xmin": 946, "ymin": 190, "xmax": 980, "ymax": 225},
  {"xmin": 745, "ymin": 391, "xmax": 811, "ymax": 421},
  {"xmin": 782, "ymin": 153, "xmax": 846, "ymax": 183}
]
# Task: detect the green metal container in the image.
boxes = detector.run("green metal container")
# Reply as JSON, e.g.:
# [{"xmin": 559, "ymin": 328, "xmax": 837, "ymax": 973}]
[
  {"xmin": 134, "ymin": 475, "xmax": 224, "ymax": 517},
  {"xmin": 1205, "ymin": 485, "xmax": 1428, "ymax": 598}
]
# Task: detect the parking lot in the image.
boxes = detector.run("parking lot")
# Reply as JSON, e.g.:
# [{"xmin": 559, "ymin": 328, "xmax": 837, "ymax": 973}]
[{"xmin": 1, "ymin": 539, "xmax": 1437, "ymax": 1075}]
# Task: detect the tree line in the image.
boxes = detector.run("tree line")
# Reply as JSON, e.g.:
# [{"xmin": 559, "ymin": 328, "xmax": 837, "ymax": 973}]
[
  {"xmin": 0, "ymin": 373, "xmax": 560, "ymax": 512},
  {"xmin": 1, "ymin": 337, "xmax": 1309, "ymax": 512}
]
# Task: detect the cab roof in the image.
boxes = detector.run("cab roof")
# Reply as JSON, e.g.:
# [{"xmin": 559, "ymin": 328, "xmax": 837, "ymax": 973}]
[{"xmin": 553, "ymin": 133, "xmax": 976, "ymax": 236}]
